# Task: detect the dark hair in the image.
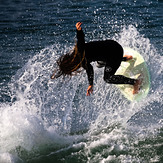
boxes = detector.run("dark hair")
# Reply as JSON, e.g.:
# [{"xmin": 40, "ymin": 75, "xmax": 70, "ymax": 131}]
[{"xmin": 51, "ymin": 45, "xmax": 86, "ymax": 79}]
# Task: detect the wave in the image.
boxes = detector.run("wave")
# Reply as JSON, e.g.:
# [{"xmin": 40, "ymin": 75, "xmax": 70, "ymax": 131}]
[{"xmin": 0, "ymin": 25, "xmax": 162, "ymax": 163}]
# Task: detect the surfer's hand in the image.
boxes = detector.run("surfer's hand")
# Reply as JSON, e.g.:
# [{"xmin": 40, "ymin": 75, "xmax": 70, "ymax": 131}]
[
  {"xmin": 86, "ymin": 85, "xmax": 93, "ymax": 96},
  {"xmin": 76, "ymin": 22, "xmax": 82, "ymax": 31}
]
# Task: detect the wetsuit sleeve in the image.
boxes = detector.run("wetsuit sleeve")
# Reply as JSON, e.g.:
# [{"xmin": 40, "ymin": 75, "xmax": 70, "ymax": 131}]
[
  {"xmin": 83, "ymin": 62, "xmax": 94, "ymax": 86},
  {"xmin": 76, "ymin": 29, "xmax": 85, "ymax": 54},
  {"xmin": 77, "ymin": 29, "xmax": 94, "ymax": 85}
]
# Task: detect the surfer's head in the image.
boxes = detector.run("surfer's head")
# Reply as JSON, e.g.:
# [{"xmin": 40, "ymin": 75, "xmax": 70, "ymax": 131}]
[{"xmin": 56, "ymin": 45, "xmax": 85, "ymax": 77}]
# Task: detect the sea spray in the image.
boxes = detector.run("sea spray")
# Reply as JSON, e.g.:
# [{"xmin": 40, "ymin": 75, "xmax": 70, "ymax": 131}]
[{"xmin": 0, "ymin": 25, "xmax": 162, "ymax": 162}]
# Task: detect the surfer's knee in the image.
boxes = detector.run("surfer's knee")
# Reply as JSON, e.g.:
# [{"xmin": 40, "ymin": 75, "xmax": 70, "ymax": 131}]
[
  {"xmin": 103, "ymin": 74, "xmax": 112, "ymax": 83},
  {"xmin": 103, "ymin": 66, "xmax": 115, "ymax": 83}
]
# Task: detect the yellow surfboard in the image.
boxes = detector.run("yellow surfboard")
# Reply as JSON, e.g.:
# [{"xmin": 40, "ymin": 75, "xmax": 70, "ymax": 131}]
[{"xmin": 115, "ymin": 48, "xmax": 150, "ymax": 101}]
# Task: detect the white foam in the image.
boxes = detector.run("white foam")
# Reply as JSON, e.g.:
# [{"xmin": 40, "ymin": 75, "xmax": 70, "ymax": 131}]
[
  {"xmin": 0, "ymin": 25, "xmax": 162, "ymax": 162},
  {"xmin": 0, "ymin": 153, "xmax": 23, "ymax": 163}
]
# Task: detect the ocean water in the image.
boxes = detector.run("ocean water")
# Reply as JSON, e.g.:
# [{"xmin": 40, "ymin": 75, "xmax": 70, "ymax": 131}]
[{"xmin": 0, "ymin": 0, "xmax": 163, "ymax": 162}]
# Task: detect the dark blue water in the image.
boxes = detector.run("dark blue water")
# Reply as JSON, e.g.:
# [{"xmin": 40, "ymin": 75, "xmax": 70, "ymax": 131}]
[{"xmin": 0, "ymin": 0, "xmax": 163, "ymax": 162}]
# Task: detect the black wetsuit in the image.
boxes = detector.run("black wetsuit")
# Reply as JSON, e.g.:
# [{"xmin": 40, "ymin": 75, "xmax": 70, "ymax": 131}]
[{"xmin": 77, "ymin": 29, "xmax": 136, "ymax": 86}]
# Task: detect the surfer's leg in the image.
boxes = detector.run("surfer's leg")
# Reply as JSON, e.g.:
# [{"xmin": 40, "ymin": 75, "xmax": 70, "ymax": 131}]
[
  {"xmin": 104, "ymin": 73, "xmax": 136, "ymax": 85},
  {"xmin": 96, "ymin": 54, "xmax": 132, "ymax": 68},
  {"xmin": 104, "ymin": 63, "xmax": 142, "ymax": 94},
  {"xmin": 103, "ymin": 63, "xmax": 136, "ymax": 85}
]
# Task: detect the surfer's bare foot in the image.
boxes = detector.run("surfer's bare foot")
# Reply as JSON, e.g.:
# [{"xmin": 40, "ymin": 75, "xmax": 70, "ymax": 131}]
[
  {"xmin": 124, "ymin": 55, "xmax": 133, "ymax": 61},
  {"xmin": 133, "ymin": 78, "xmax": 142, "ymax": 94}
]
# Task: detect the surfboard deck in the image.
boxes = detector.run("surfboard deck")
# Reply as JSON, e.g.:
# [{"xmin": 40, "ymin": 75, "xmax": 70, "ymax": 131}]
[{"xmin": 115, "ymin": 47, "xmax": 150, "ymax": 101}]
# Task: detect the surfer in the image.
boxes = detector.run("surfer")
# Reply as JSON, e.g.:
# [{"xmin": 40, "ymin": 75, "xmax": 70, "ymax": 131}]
[{"xmin": 51, "ymin": 22, "xmax": 141, "ymax": 96}]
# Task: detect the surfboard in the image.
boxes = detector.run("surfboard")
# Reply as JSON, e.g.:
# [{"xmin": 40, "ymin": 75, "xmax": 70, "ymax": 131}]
[{"xmin": 115, "ymin": 47, "xmax": 150, "ymax": 101}]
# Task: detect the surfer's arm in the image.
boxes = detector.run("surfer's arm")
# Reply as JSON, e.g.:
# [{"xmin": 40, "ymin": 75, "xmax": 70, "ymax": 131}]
[
  {"xmin": 86, "ymin": 62, "xmax": 94, "ymax": 86},
  {"xmin": 76, "ymin": 22, "xmax": 85, "ymax": 54},
  {"xmin": 76, "ymin": 22, "xmax": 93, "ymax": 96},
  {"xmin": 83, "ymin": 62, "xmax": 94, "ymax": 96}
]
